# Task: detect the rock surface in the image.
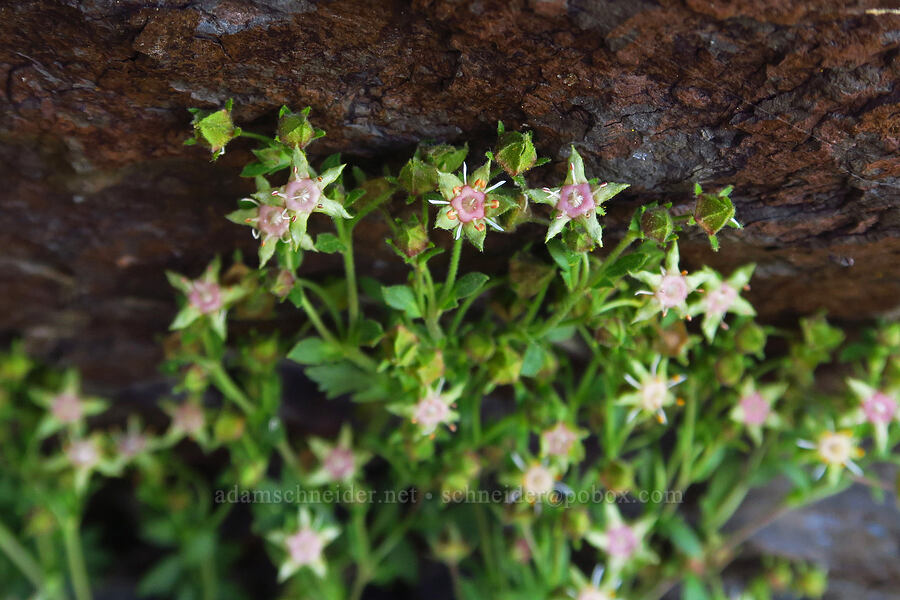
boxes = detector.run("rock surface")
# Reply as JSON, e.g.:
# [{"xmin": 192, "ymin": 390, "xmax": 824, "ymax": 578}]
[{"xmin": 1, "ymin": 0, "xmax": 898, "ymax": 386}]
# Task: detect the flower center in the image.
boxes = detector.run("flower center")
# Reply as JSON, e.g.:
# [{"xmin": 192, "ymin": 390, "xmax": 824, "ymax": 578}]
[
  {"xmin": 522, "ymin": 465, "xmax": 554, "ymax": 496},
  {"xmin": 817, "ymin": 432, "xmax": 853, "ymax": 465},
  {"xmin": 739, "ymin": 392, "xmax": 770, "ymax": 425},
  {"xmin": 51, "ymin": 393, "xmax": 83, "ymax": 423},
  {"xmin": 173, "ymin": 403, "xmax": 205, "ymax": 434},
  {"xmin": 558, "ymin": 183, "xmax": 595, "ymax": 218},
  {"xmin": 118, "ymin": 433, "xmax": 147, "ymax": 458},
  {"xmin": 284, "ymin": 178, "xmax": 321, "ymax": 213},
  {"xmin": 414, "ymin": 394, "xmax": 450, "ymax": 430},
  {"xmin": 862, "ymin": 392, "xmax": 896, "ymax": 424},
  {"xmin": 450, "ymin": 186, "xmax": 486, "ymax": 223},
  {"xmin": 641, "ymin": 377, "xmax": 668, "ymax": 411},
  {"xmin": 324, "ymin": 447, "xmax": 356, "ymax": 480},
  {"xmin": 188, "ymin": 280, "xmax": 223, "ymax": 314},
  {"xmin": 258, "ymin": 204, "xmax": 289, "ymax": 237},
  {"xmin": 706, "ymin": 284, "xmax": 738, "ymax": 314},
  {"xmin": 606, "ymin": 524, "xmax": 639, "ymax": 559},
  {"xmin": 656, "ymin": 274, "xmax": 689, "ymax": 308},
  {"xmin": 286, "ymin": 528, "xmax": 324, "ymax": 566}
]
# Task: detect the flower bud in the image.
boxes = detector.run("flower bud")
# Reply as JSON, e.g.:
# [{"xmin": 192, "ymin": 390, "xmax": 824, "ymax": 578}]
[
  {"xmin": 641, "ymin": 206, "xmax": 674, "ymax": 245},
  {"xmin": 735, "ymin": 322, "xmax": 767, "ymax": 355},
  {"xmin": 495, "ymin": 129, "xmax": 537, "ymax": 176},
  {"xmin": 187, "ymin": 99, "xmax": 238, "ymax": 159},
  {"xmin": 420, "ymin": 143, "xmax": 467, "ymax": 173},
  {"xmin": 398, "ymin": 157, "xmax": 438, "ymax": 196},
  {"xmin": 214, "ymin": 412, "xmax": 246, "ymax": 443},
  {"xmin": 393, "ymin": 215, "xmax": 430, "ymax": 258},
  {"xmin": 277, "ymin": 106, "xmax": 318, "ymax": 148},
  {"xmin": 795, "ymin": 567, "xmax": 827, "ymax": 598},
  {"xmin": 464, "ymin": 332, "xmax": 496, "ymax": 362},
  {"xmin": 599, "ymin": 460, "xmax": 635, "ymax": 493},
  {"xmin": 715, "ymin": 353, "xmax": 744, "ymax": 387},
  {"xmin": 693, "ymin": 184, "xmax": 736, "ymax": 238}
]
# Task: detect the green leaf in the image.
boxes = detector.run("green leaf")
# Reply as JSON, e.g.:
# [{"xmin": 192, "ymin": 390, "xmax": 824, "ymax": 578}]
[
  {"xmin": 682, "ymin": 575, "xmax": 710, "ymax": 600},
  {"xmin": 315, "ymin": 233, "xmax": 347, "ymax": 254},
  {"xmin": 287, "ymin": 337, "xmax": 341, "ymax": 365},
  {"xmin": 660, "ymin": 516, "xmax": 704, "ymax": 558},
  {"xmin": 520, "ymin": 342, "xmax": 544, "ymax": 377},
  {"xmin": 605, "ymin": 252, "xmax": 648, "ymax": 278},
  {"xmin": 382, "ymin": 285, "xmax": 422, "ymax": 318},
  {"xmin": 453, "ymin": 272, "xmax": 489, "ymax": 299},
  {"xmin": 306, "ymin": 362, "xmax": 372, "ymax": 399},
  {"xmin": 359, "ymin": 319, "xmax": 385, "ymax": 347},
  {"xmin": 137, "ymin": 556, "xmax": 183, "ymax": 596}
]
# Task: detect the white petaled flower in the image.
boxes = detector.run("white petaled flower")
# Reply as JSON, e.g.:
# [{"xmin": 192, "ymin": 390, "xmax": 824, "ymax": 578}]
[
  {"xmin": 431, "ymin": 159, "xmax": 512, "ymax": 251},
  {"xmin": 632, "ymin": 244, "xmax": 705, "ymax": 322},
  {"xmin": 618, "ymin": 355, "xmax": 685, "ymax": 425},
  {"xmin": 729, "ymin": 379, "xmax": 786, "ymax": 445},
  {"xmin": 527, "ymin": 146, "xmax": 629, "ymax": 246},
  {"xmin": 846, "ymin": 378, "xmax": 898, "ymax": 455},
  {"xmin": 508, "ymin": 453, "xmax": 571, "ymax": 507},
  {"xmin": 585, "ymin": 504, "xmax": 657, "ymax": 574},
  {"xmin": 268, "ymin": 508, "xmax": 340, "ymax": 581},
  {"xmin": 688, "ymin": 265, "xmax": 756, "ymax": 341},
  {"xmin": 797, "ymin": 430, "xmax": 865, "ymax": 480}
]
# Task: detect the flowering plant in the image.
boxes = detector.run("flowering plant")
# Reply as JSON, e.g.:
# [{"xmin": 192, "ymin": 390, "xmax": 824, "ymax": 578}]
[{"xmin": 0, "ymin": 104, "xmax": 897, "ymax": 600}]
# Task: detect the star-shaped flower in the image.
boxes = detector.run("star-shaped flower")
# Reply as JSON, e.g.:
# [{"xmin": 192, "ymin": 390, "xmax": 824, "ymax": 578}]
[
  {"xmin": 526, "ymin": 147, "xmax": 628, "ymax": 246},
  {"xmin": 30, "ymin": 369, "xmax": 107, "ymax": 440},
  {"xmin": 689, "ymin": 264, "xmax": 756, "ymax": 341},
  {"xmin": 389, "ymin": 379, "xmax": 462, "ymax": 437},
  {"xmin": 267, "ymin": 508, "xmax": 340, "ymax": 581},
  {"xmin": 797, "ymin": 429, "xmax": 865, "ymax": 482},
  {"xmin": 430, "ymin": 159, "xmax": 513, "ymax": 250},
  {"xmin": 729, "ymin": 379, "xmax": 786, "ymax": 445},
  {"xmin": 618, "ymin": 355, "xmax": 685, "ymax": 425},
  {"xmin": 631, "ymin": 244, "xmax": 705, "ymax": 322},
  {"xmin": 227, "ymin": 149, "xmax": 350, "ymax": 266},
  {"xmin": 166, "ymin": 257, "xmax": 247, "ymax": 339},
  {"xmin": 306, "ymin": 424, "xmax": 371, "ymax": 485},
  {"xmin": 539, "ymin": 421, "xmax": 586, "ymax": 466},
  {"xmin": 585, "ymin": 504, "xmax": 657, "ymax": 573}
]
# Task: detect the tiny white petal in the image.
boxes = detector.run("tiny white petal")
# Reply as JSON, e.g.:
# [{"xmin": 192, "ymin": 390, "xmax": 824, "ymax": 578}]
[
  {"xmin": 845, "ymin": 460, "xmax": 863, "ymax": 477},
  {"xmin": 624, "ymin": 374, "xmax": 641, "ymax": 389},
  {"xmin": 796, "ymin": 440, "xmax": 817, "ymax": 450},
  {"xmin": 511, "ymin": 452, "xmax": 527, "ymax": 471},
  {"xmin": 484, "ymin": 217, "xmax": 504, "ymax": 231},
  {"xmin": 429, "ymin": 199, "xmax": 450, "ymax": 205},
  {"xmin": 484, "ymin": 181, "xmax": 505, "ymax": 193}
]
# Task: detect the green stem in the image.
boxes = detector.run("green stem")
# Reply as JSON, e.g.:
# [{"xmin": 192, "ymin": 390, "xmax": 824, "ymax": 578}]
[
  {"xmin": 336, "ymin": 220, "xmax": 360, "ymax": 331},
  {"xmin": 200, "ymin": 553, "xmax": 216, "ymax": 600},
  {"xmin": 297, "ymin": 279, "xmax": 344, "ymax": 336},
  {"xmin": 205, "ymin": 362, "xmax": 253, "ymax": 414},
  {"xmin": 0, "ymin": 519, "xmax": 43, "ymax": 590},
  {"xmin": 297, "ymin": 288, "xmax": 339, "ymax": 344},
  {"xmin": 237, "ymin": 130, "xmax": 275, "ymax": 144},
  {"xmin": 63, "ymin": 517, "xmax": 91, "ymax": 600},
  {"xmin": 442, "ymin": 237, "xmax": 463, "ymax": 304}
]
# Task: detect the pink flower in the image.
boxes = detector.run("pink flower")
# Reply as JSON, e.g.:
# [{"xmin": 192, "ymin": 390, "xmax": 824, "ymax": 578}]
[
  {"xmin": 542, "ymin": 423, "xmax": 577, "ymax": 457},
  {"xmin": 281, "ymin": 178, "xmax": 321, "ymax": 214},
  {"xmin": 739, "ymin": 392, "xmax": 770, "ymax": 426},
  {"xmin": 323, "ymin": 447, "xmax": 356, "ymax": 481},
  {"xmin": 449, "ymin": 186, "xmax": 487, "ymax": 223},
  {"xmin": 286, "ymin": 528, "xmax": 325, "ymax": 566},
  {"xmin": 605, "ymin": 524, "xmax": 639, "ymax": 559},
  {"xmin": 117, "ymin": 432, "xmax": 147, "ymax": 458},
  {"xmin": 413, "ymin": 394, "xmax": 452, "ymax": 432},
  {"xmin": 66, "ymin": 439, "xmax": 99, "ymax": 468},
  {"xmin": 557, "ymin": 183, "xmax": 596, "ymax": 218},
  {"xmin": 51, "ymin": 392, "xmax": 83, "ymax": 424},
  {"xmin": 257, "ymin": 204, "xmax": 290, "ymax": 238},
  {"xmin": 187, "ymin": 280, "xmax": 224, "ymax": 314},
  {"xmin": 862, "ymin": 392, "xmax": 896, "ymax": 425},
  {"xmin": 705, "ymin": 283, "xmax": 738, "ymax": 314},
  {"xmin": 655, "ymin": 273, "xmax": 690, "ymax": 310},
  {"xmin": 172, "ymin": 403, "xmax": 205, "ymax": 434}
]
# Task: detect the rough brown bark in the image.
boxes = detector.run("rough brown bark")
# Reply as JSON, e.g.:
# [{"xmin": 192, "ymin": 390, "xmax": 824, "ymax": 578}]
[{"xmin": 1, "ymin": 0, "xmax": 898, "ymax": 385}]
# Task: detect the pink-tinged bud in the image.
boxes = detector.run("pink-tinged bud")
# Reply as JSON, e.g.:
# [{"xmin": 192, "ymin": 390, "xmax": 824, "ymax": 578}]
[
  {"xmin": 283, "ymin": 178, "xmax": 321, "ymax": 213},
  {"xmin": 51, "ymin": 393, "xmax": 83, "ymax": 423},
  {"xmin": 272, "ymin": 269, "xmax": 296, "ymax": 298},
  {"xmin": 557, "ymin": 183, "xmax": 595, "ymax": 218},
  {"xmin": 258, "ymin": 205, "xmax": 290, "ymax": 238},
  {"xmin": 188, "ymin": 280, "xmax": 223, "ymax": 314},
  {"xmin": 323, "ymin": 447, "xmax": 356, "ymax": 481},
  {"xmin": 66, "ymin": 439, "xmax": 99, "ymax": 468},
  {"xmin": 450, "ymin": 186, "xmax": 486, "ymax": 223},
  {"xmin": 739, "ymin": 392, "xmax": 770, "ymax": 425},
  {"xmin": 705, "ymin": 284, "xmax": 738, "ymax": 314},
  {"xmin": 656, "ymin": 275, "xmax": 689, "ymax": 309},
  {"xmin": 286, "ymin": 528, "xmax": 325, "ymax": 566},
  {"xmin": 605, "ymin": 524, "xmax": 638, "ymax": 559},
  {"xmin": 172, "ymin": 403, "xmax": 205, "ymax": 434},
  {"xmin": 542, "ymin": 423, "xmax": 577, "ymax": 457},
  {"xmin": 862, "ymin": 392, "xmax": 896, "ymax": 424}
]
